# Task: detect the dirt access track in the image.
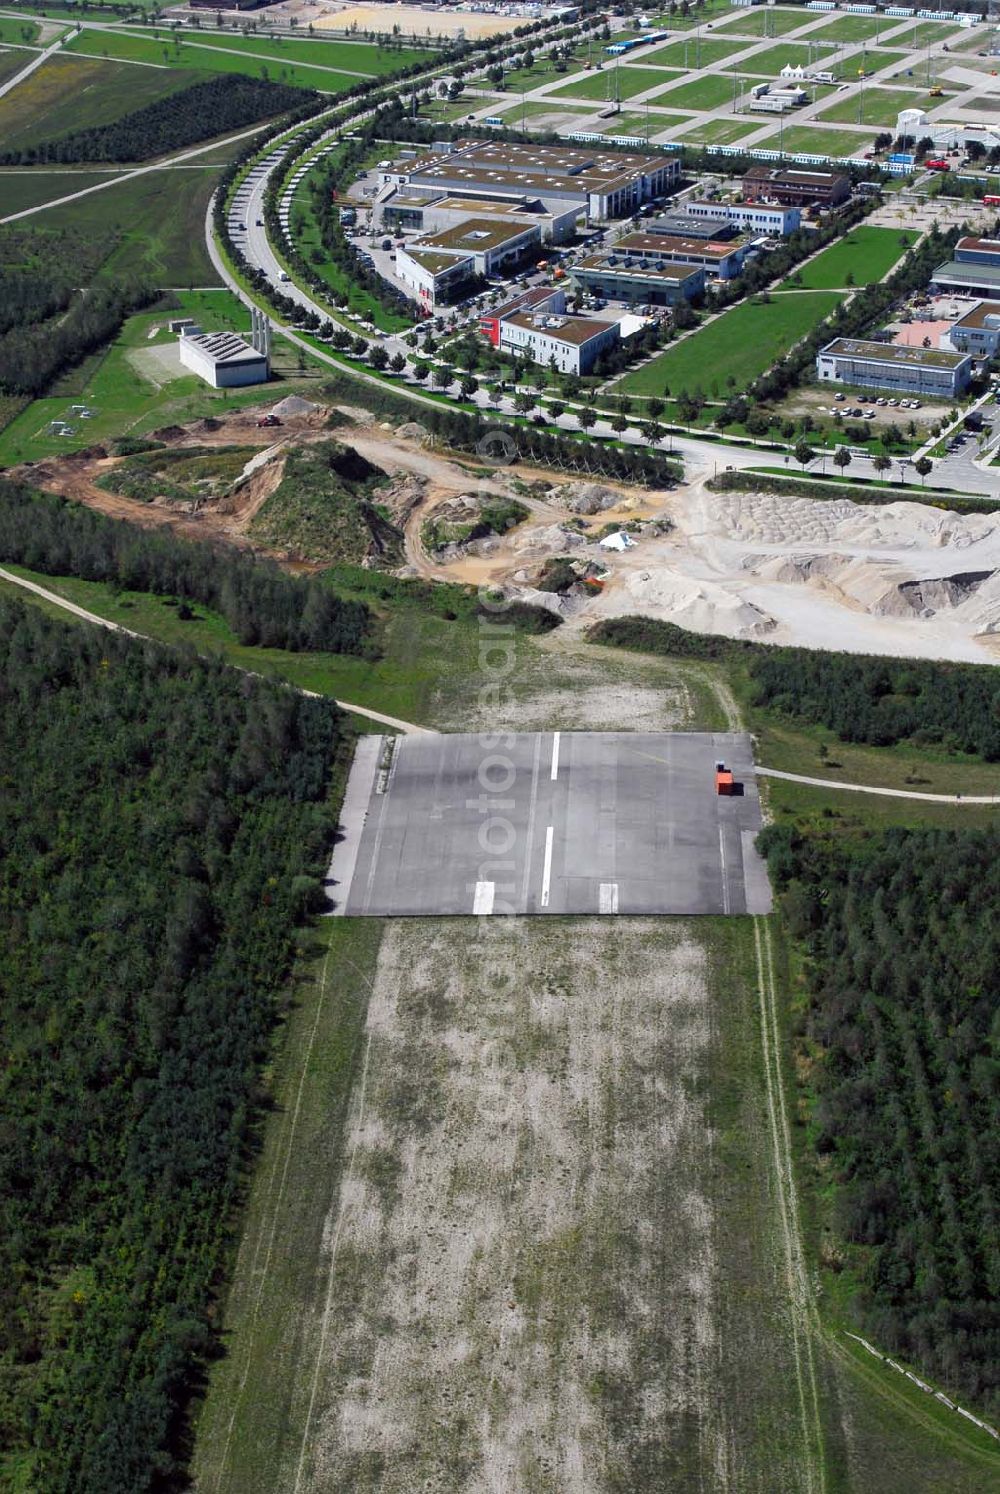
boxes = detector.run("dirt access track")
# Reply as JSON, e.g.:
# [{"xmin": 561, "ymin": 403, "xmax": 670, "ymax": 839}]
[{"xmin": 7, "ymin": 408, "xmax": 560, "ymax": 570}]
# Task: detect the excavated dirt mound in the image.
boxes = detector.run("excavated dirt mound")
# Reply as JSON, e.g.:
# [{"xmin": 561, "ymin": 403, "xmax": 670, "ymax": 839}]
[{"xmin": 551, "ymin": 481, "xmax": 623, "ymax": 516}]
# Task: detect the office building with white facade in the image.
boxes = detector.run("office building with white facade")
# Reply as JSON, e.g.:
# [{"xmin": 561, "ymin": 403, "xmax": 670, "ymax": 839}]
[
  {"xmin": 816, "ymin": 337, "xmax": 973, "ymax": 397},
  {"xmin": 499, "ymin": 311, "xmax": 620, "ymax": 375}
]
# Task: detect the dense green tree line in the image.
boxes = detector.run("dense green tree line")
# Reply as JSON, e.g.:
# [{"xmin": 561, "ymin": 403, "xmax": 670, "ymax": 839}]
[
  {"xmin": 0, "ymin": 598, "xmax": 344, "ymax": 1488},
  {"xmin": 0, "ymin": 77, "xmax": 316, "ymax": 166},
  {"xmin": 0, "ymin": 479, "xmax": 371, "ymax": 654},
  {"xmin": 589, "ymin": 615, "xmax": 1000, "ymax": 759},
  {"xmin": 0, "ymin": 278, "xmax": 156, "ymax": 399},
  {"xmin": 760, "ymin": 824, "xmax": 1000, "ymax": 1414},
  {"xmin": 318, "ymin": 374, "xmax": 682, "ymax": 486}
]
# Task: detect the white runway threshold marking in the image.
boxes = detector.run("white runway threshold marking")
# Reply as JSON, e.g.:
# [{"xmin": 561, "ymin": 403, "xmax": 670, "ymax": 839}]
[
  {"xmin": 473, "ymin": 881, "xmax": 495, "ymax": 915},
  {"xmin": 550, "ymin": 730, "xmax": 561, "ymax": 781},
  {"xmin": 540, "ymin": 825, "xmax": 554, "ymax": 908},
  {"xmin": 599, "ymin": 882, "xmax": 619, "ymax": 915}
]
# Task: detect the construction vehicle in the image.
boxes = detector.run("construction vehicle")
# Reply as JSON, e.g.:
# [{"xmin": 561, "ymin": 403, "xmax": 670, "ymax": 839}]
[
  {"xmin": 256, "ymin": 414, "xmax": 282, "ymax": 429},
  {"xmin": 715, "ymin": 761, "xmax": 735, "ymax": 796}
]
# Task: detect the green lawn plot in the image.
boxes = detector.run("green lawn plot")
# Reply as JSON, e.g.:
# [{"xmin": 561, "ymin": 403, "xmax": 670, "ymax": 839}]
[
  {"xmin": 62, "ymin": 29, "xmax": 360, "ymax": 92},
  {"xmin": 850, "ymin": 48, "xmax": 909, "ymax": 73},
  {"xmin": 672, "ymin": 114, "xmax": 761, "ymax": 146},
  {"xmin": 10, "ymin": 167, "xmax": 222, "ymax": 284},
  {"xmin": 177, "ymin": 34, "xmax": 432, "ymax": 75},
  {"xmin": 766, "ymin": 123, "xmax": 873, "ymax": 157},
  {"xmin": 640, "ymin": 35, "xmax": 747, "ymax": 68},
  {"xmin": 496, "ymin": 58, "xmax": 591, "ymax": 92},
  {"xmin": 714, "ymin": 7, "xmax": 814, "ymax": 38},
  {"xmin": 289, "ymin": 177, "xmax": 411, "ymax": 333},
  {"xmin": 417, "ymin": 96, "xmax": 478, "ymax": 124},
  {"xmin": 786, "ymin": 225, "xmax": 918, "ymax": 289},
  {"xmin": 889, "ymin": 18, "xmax": 966, "ymax": 47},
  {"xmin": 819, "ymin": 86, "xmax": 948, "ymax": 126},
  {"xmin": 810, "ymin": 14, "xmax": 887, "ymax": 43},
  {"xmin": 616, "ymin": 291, "xmax": 840, "ymax": 397},
  {"xmin": 0, "ymin": 291, "xmax": 328, "ymax": 467},
  {"xmin": 0, "ymin": 54, "xmax": 191, "ymax": 154},
  {"xmin": 604, "ymin": 110, "xmax": 692, "ymax": 137},
  {"xmin": 547, "ymin": 65, "xmax": 686, "ymax": 101},
  {"xmin": 723, "ymin": 41, "xmax": 840, "ymax": 75},
  {"xmin": 648, "ymin": 71, "xmax": 744, "ymax": 111},
  {"xmin": 0, "ymin": 168, "xmax": 129, "ymax": 214},
  {"xmin": 489, "ymin": 98, "xmax": 598, "ymax": 124},
  {"xmin": 0, "ymin": 18, "xmax": 40, "ymax": 43}
]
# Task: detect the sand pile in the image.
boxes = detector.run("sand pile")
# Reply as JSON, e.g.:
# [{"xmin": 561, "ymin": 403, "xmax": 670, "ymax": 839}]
[
  {"xmin": 619, "ymin": 567, "xmax": 777, "ymax": 638},
  {"xmin": 701, "ymin": 490, "xmax": 999, "ymax": 554},
  {"xmin": 270, "ymin": 395, "xmax": 319, "ymax": 417}
]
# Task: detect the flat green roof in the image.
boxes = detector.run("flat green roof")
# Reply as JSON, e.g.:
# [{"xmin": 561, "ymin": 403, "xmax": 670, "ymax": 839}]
[
  {"xmin": 821, "ymin": 337, "xmax": 968, "ymax": 369},
  {"xmin": 419, "ymin": 217, "xmax": 536, "ymax": 253},
  {"xmin": 404, "ymin": 248, "xmax": 470, "ymax": 275}
]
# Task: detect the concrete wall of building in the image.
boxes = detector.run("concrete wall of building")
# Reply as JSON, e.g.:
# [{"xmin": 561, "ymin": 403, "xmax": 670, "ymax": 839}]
[
  {"xmin": 500, "ymin": 318, "xmax": 619, "ymax": 375},
  {"xmin": 816, "ymin": 351, "xmax": 971, "ymax": 396},
  {"xmin": 573, "ymin": 264, "xmax": 704, "ymax": 306},
  {"xmin": 178, "ymin": 339, "xmax": 267, "ymax": 389}
]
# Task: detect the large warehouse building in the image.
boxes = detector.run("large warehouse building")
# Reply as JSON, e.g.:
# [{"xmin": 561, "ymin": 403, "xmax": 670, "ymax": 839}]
[
  {"xmin": 931, "ymin": 260, "xmax": 1000, "ymax": 299},
  {"xmin": 573, "ymin": 251, "xmax": 705, "ymax": 307},
  {"xmin": 612, "ymin": 231, "xmax": 747, "ymax": 280},
  {"xmin": 379, "ymin": 192, "xmax": 576, "ymax": 243},
  {"xmin": 816, "ymin": 337, "xmax": 973, "ymax": 397},
  {"xmin": 378, "ymin": 140, "xmax": 679, "ymax": 221}
]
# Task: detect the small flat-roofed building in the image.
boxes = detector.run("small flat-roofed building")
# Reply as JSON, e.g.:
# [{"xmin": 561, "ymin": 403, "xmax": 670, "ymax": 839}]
[
  {"xmin": 954, "ymin": 235, "xmax": 1000, "ymax": 268},
  {"xmin": 613, "ymin": 230, "xmax": 746, "ymax": 280},
  {"xmin": 645, "ymin": 209, "xmax": 741, "ymax": 241},
  {"xmin": 178, "ymin": 319, "xmax": 269, "ymax": 388},
  {"xmin": 378, "ymin": 139, "xmax": 679, "ymax": 222},
  {"xmin": 943, "ymin": 300, "xmax": 1000, "ymax": 358},
  {"xmin": 681, "ymin": 199, "xmax": 802, "ymax": 235},
  {"xmin": 480, "ymin": 285, "xmax": 567, "ymax": 346},
  {"xmin": 742, "ymin": 164, "xmax": 851, "ymax": 208},
  {"xmin": 413, "ymin": 217, "xmax": 540, "ymax": 276},
  {"xmin": 816, "ymin": 336, "xmax": 973, "ymax": 396},
  {"xmin": 395, "ymin": 246, "xmax": 475, "ymax": 309},
  {"xmin": 380, "ymin": 193, "xmax": 431, "ymax": 232},
  {"xmin": 572, "ymin": 251, "xmax": 705, "ymax": 306},
  {"xmin": 500, "ymin": 310, "xmax": 620, "ymax": 375},
  {"xmin": 931, "ymin": 260, "xmax": 1000, "ymax": 299}
]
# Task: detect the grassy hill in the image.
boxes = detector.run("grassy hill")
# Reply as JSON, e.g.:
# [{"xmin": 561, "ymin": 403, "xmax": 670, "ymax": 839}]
[{"xmin": 250, "ymin": 440, "xmax": 401, "ymax": 565}]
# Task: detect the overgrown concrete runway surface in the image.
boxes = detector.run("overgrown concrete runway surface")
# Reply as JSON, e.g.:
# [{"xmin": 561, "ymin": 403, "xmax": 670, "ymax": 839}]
[
  {"xmin": 329, "ymin": 731, "xmax": 771, "ymax": 917},
  {"xmin": 265, "ymin": 918, "xmax": 822, "ymax": 1494}
]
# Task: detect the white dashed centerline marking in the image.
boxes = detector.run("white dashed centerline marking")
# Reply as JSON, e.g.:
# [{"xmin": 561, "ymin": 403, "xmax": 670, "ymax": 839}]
[
  {"xmin": 599, "ymin": 882, "xmax": 619, "ymax": 914},
  {"xmin": 473, "ymin": 881, "xmax": 495, "ymax": 915},
  {"xmin": 718, "ymin": 823, "xmax": 730, "ymax": 916},
  {"xmin": 540, "ymin": 825, "xmax": 554, "ymax": 908},
  {"xmin": 550, "ymin": 731, "xmax": 561, "ymax": 781}
]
